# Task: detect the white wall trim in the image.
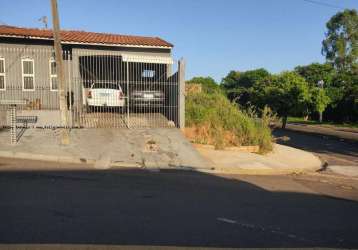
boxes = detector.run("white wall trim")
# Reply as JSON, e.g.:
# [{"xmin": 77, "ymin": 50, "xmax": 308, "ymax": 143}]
[
  {"xmin": 0, "ymin": 57, "xmax": 6, "ymax": 91},
  {"xmin": 49, "ymin": 57, "xmax": 58, "ymax": 92},
  {"xmin": 21, "ymin": 57, "xmax": 35, "ymax": 91}
]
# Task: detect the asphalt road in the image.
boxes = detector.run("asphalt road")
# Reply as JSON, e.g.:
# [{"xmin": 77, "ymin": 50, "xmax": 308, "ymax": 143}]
[
  {"xmin": 0, "ymin": 158, "xmax": 358, "ymax": 249},
  {"xmin": 283, "ymin": 123, "xmax": 358, "ymax": 141},
  {"xmin": 273, "ymin": 128, "xmax": 358, "ymax": 166}
]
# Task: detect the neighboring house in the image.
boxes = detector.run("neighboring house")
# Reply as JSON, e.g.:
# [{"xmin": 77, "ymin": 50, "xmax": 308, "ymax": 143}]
[{"xmin": 0, "ymin": 25, "xmax": 184, "ymax": 128}]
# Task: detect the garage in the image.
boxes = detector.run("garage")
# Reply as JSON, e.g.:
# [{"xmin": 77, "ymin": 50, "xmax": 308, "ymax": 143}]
[{"xmin": 74, "ymin": 53, "xmax": 180, "ymax": 128}]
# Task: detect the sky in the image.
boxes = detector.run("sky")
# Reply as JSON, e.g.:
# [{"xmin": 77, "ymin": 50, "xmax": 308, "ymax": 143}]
[{"xmin": 0, "ymin": 0, "xmax": 357, "ymax": 82}]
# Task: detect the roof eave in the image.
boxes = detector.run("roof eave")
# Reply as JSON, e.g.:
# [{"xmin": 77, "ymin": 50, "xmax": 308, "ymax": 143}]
[{"xmin": 0, "ymin": 34, "xmax": 173, "ymax": 49}]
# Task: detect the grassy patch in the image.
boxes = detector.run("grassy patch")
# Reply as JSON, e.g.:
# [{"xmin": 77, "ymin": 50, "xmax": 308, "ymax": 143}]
[{"xmin": 185, "ymin": 91, "xmax": 273, "ymax": 153}]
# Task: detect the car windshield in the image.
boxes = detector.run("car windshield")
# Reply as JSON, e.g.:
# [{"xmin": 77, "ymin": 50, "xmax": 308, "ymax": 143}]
[{"xmin": 92, "ymin": 83, "xmax": 121, "ymax": 90}]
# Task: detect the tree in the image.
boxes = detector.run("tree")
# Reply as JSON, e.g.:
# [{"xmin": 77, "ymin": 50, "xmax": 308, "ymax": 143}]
[
  {"xmin": 325, "ymin": 71, "xmax": 358, "ymax": 122},
  {"xmin": 295, "ymin": 63, "xmax": 335, "ymax": 87},
  {"xmin": 295, "ymin": 63, "xmax": 335, "ymax": 120},
  {"xmin": 186, "ymin": 76, "xmax": 220, "ymax": 94},
  {"xmin": 311, "ymin": 88, "xmax": 331, "ymax": 123},
  {"xmin": 221, "ymin": 68, "xmax": 270, "ymax": 89},
  {"xmin": 322, "ymin": 9, "xmax": 358, "ymax": 72},
  {"xmin": 253, "ymin": 71, "xmax": 310, "ymax": 128},
  {"xmin": 221, "ymin": 68, "xmax": 270, "ymax": 107},
  {"xmin": 221, "ymin": 70, "xmax": 241, "ymax": 90}
]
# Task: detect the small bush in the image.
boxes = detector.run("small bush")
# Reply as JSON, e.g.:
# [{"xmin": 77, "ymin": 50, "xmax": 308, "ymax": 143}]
[{"xmin": 186, "ymin": 91, "xmax": 273, "ymax": 153}]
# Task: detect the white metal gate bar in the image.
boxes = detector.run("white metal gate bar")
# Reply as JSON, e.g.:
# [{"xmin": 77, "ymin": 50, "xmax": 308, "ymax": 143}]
[
  {"xmin": 0, "ymin": 46, "xmax": 182, "ymax": 129},
  {"xmin": 9, "ymin": 105, "xmax": 16, "ymax": 144}
]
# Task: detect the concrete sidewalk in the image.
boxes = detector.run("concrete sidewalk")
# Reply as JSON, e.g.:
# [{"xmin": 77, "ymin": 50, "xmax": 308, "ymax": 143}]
[
  {"xmin": 195, "ymin": 143, "xmax": 323, "ymax": 175},
  {"xmin": 0, "ymin": 128, "xmax": 324, "ymax": 175},
  {"xmin": 0, "ymin": 128, "xmax": 214, "ymax": 171}
]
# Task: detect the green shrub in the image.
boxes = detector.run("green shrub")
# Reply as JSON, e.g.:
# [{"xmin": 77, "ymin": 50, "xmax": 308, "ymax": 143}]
[{"xmin": 185, "ymin": 91, "xmax": 273, "ymax": 153}]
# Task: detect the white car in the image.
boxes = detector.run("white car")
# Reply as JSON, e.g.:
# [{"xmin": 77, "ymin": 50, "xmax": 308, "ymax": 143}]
[{"xmin": 87, "ymin": 82, "xmax": 125, "ymax": 110}]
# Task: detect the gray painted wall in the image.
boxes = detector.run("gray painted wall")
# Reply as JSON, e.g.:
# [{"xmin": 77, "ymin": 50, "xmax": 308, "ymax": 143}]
[{"xmin": 0, "ymin": 43, "xmax": 69, "ymax": 110}]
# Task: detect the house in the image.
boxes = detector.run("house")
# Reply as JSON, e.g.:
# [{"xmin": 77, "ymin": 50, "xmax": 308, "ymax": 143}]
[{"xmin": 0, "ymin": 25, "xmax": 185, "ymax": 129}]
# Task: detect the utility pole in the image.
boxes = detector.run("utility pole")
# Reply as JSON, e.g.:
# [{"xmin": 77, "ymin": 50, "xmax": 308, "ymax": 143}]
[{"xmin": 51, "ymin": 0, "xmax": 69, "ymax": 144}]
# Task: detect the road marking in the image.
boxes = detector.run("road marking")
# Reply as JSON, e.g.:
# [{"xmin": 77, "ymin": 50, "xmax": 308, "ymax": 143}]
[
  {"xmin": 217, "ymin": 217, "xmax": 237, "ymax": 224},
  {"xmin": 217, "ymin": 217, "xmax": 316, "ymax": 244}
]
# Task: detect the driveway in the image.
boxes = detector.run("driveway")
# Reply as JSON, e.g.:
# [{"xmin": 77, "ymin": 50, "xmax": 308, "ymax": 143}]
[
  {"xmin": 0, "ymin": 158, "xmax": 358, "ymax": 249},
  {"xmin": 0, "ymin": 128, "xmax": 213, "ymax": 170}
]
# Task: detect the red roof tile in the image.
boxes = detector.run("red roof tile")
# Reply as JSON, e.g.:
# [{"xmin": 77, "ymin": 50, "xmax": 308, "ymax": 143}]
[{"xmin": 0, "ymin": 25, "xmax": 173, "ymax": 48}]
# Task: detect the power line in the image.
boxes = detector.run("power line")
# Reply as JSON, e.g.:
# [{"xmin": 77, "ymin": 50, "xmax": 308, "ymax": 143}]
[{"xmin": 302, "ymin": 0, "xmax": 344, "ymax": 9}]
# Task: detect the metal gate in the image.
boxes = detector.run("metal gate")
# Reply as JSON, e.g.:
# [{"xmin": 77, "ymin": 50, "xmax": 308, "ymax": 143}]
[{"xmin": 0, "ymin": 46, "xmax": 183, "ymax": 129}]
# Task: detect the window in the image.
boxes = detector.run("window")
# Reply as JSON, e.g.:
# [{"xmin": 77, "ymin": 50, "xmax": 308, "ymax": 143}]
[
  {"xmin": 142, "ymin": 69, "xmax": 155, "ymax": 78},
  {"xmin": 0, "ymin": 58, "xmax": 5, "ymax": 90},
  {"xmin": 22, "ymin": 58, "xmax": 35, "ymax": 91},
  {"xmin": 49, "ymin": 58, "xmax": 58, "ymax": 91},
  {"xmin": 92, "ymin": 82, "xmax": 121, "ymax": 90}
]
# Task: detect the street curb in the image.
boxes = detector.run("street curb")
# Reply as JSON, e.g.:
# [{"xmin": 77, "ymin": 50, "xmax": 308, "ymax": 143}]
[
  {"xmin": 197, "ymin": 167, "xmax": 319, "ymax": 176},
  {"xmin": 0, "ymin": 150, "xmax": 96, "ymax": 165},
  {"xmin": 0, "ymin": 150, "xmax": 320, "ymax": 175},
  {"xmin": 0, "ymin": 150, "xmax": 207, "ymax": 172}
]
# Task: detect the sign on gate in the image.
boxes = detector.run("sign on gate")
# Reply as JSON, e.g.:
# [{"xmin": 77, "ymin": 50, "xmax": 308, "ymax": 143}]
[{"xmin": 0, "ymin": 99, "xmax": 27, "ymax": 144}]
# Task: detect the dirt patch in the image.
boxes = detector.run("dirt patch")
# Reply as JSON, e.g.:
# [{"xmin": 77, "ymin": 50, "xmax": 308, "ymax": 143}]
[
  {"xmin": 184, "ymin": 126, "xmax": 211, "ymax": 145},
  {"xmin": 193, "ymin": 143, "xmax": 260, "ymax": 153},
  {"xmin": 144, "ymin": 139, "xmax": 159, "ymax": 152},
  {"xmin": 184, "ymin": 126, "xmax": 257, "ymax": 152}
]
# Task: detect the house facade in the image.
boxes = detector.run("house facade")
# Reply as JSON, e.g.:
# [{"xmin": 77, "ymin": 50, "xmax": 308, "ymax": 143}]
[{"xmin": 0, "ymin": 25, "xmax": 184, "ymax": 128}]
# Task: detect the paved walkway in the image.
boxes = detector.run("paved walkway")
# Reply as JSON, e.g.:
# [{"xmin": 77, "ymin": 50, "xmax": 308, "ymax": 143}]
[
  {"xmin": 2, "ymin": 127, "xmax": 351, "ymax": 176},
  {"xmin": 194, "ymin": 143, "xmax": 322, "ymax": 175},
  {"xmin": 0, "ymin": 127, "xmax": 326, "ymax": 175}
]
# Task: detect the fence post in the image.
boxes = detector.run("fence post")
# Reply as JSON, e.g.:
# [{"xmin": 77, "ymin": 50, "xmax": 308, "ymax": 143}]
[
  {"xmin": 178, "ymin": 59, "xmax": 186, "ymax": 129},
  {"xmin": 71, "ymin": 49, "xmax": 81, "ymax": 127},
  {"xmin": 126, "ymin": 61, "xmax": 130, "ymax": 128}
]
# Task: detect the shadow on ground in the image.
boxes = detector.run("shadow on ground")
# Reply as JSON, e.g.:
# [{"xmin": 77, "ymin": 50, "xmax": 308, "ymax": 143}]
[
  {"xmin": 0, "ymin": 165, "xmax": 357, "ymax": 249},
  {"xmin": 273, "ymin": 128, "xmax": 358, "ymax": 165}
]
